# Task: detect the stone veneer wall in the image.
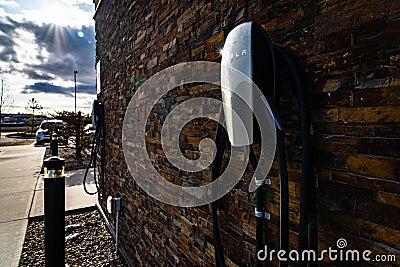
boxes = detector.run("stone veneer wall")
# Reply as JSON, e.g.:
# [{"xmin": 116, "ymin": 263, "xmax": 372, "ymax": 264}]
[{"xmin": 94, "ymin": 0, "xmax": 400, "ymax": 266}]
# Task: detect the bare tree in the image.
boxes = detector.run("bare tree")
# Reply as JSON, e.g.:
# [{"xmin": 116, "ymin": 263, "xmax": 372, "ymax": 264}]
[
  {"xmin": 52, "ymin": 110, "xmax": 92, "ymax": 159},
  {"xmin": 25, "ymin": 98, "xmax": 43, "ymax": 132},
  {"xmin": 0, "ymin": 79, "xmax": 14, "ymax": 138}
]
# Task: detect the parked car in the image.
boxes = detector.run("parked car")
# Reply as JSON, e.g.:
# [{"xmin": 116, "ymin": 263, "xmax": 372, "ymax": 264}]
[
  {"xmin": 1, "ymin": 117, "xmax": 11, "ymax": 123},
  {"xmin": 83, "ymin": 123, "xmax": 96, "ymax": 136},
  {"xmin": 35, "ymin": 119, "xmax": 65, "ymax": 145},
  {"xmin": 16, "ymin": 118, "xmax": 26, "ymax": 124}
]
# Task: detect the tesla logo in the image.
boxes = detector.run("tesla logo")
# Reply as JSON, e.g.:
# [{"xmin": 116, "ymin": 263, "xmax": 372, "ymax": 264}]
[{"xmin": 230, "ymin": 49, "xmax": 247, "ymax": 59}]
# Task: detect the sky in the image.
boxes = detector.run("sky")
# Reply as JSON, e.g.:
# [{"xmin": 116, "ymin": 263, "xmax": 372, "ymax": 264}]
[{"xmin": 0, "ymin": 0, "xmax": 96, "ymax": 115}]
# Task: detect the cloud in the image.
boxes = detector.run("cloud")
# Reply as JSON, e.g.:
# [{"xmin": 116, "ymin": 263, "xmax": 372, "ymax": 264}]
[
  {"xmin": 76, "ymin": 84, "xmax": 96, "ymax": 95},
  {"xmin": 0, "ymin": 0, "xmax": 19, "ymax": 9},
  {"xmin": 0, "ymin": 19, "xmax": 18, "ymax": 62},
  {"xmin": 22, "ymin": 81, "xmax": 96, "ymax": 96},
  {"xmin": 74, "ymin": 3, "xmax": 93, "ymax": 12},
  {"xmin": 0, "ymin": 0, "xmax": 96, "ymax": 113},
  {"xmin": 22, "ymin": 82, "xmax": 74, "ymax": 96},
  {"xmin": 0, "ymin": 16, "xmax": 18, "ymax": 33},
  {"xmin": 21, "ymin": 69, "xmax": 53, "ymax": 80},
  {"xmin": 0, "ymin": 42, "xmax": 18, "ymax": 62},
  {"xmin": 28, "ymin": 24, "xmax": 96, "ymax": 84},
  {"xmin": 0, "ymin": 14, "xmax": 96, "ymax": 91},
  {"xmin": 16, "ymin": 0, "xmax": 94, "ymax": 27}
]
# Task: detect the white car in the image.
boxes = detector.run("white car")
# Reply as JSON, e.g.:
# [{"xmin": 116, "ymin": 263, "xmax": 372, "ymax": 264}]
[
  {"xmin": 36, "ymin": 119, "xmax": 64, "ymax": 144},
  {"xmin": 84, "ymin": 123, "xmax": 96, "ymax": 136}
]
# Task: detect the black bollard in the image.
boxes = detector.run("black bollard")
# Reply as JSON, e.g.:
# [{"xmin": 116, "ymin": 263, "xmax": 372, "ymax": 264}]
[
  {"xmin": 43, "ymin": 156, "xmax": 65, "ymax": 267},
  {"xmin": 51, "ymin": 133, "xmax": 59, "ymax": 156}
]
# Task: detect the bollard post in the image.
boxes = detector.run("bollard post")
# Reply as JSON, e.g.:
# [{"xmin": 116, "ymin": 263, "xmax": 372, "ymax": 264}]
[
  {"xmin": 43, "ymin": 156, "xmax": 65, "ymax": 267},
  {"xmin": 51, "ymin": 133, "xmax": 58, "ymax": 156}
]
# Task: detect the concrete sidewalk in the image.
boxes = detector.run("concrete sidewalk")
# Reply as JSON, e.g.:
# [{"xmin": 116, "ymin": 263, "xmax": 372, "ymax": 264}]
[
  {"xmin": 0, "ymin": 144, "xmax": 45, "ymax": 267},
  {"xmin": 30, "ymin": 168, "xmax": 98, "ymax": 217},
  {"xmin": 0, "ymin": 144, "xmax": 97, "ymax": 267}
]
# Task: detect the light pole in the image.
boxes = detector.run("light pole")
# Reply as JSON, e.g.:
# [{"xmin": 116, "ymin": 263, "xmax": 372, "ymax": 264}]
[
  {"xmin": 74, "ymin": 70, "xmax": 78, "ymax": 113},
  {"xmin": 0, "ymin": 79, "xmax": 3, "ymax": 139}
]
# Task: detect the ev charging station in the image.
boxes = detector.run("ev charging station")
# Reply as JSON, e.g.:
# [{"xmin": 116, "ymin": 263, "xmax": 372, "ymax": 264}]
[
  {"xmin": 214, "ymin": 21, "xmax": 317, "ymax": 267},
  {"xmin": 84, "ymin": 100, "xmax": 123, "ymax": 254},
  {"xmin": 83, "ymin": 99, "xmax": 105, "ymax": 196}
]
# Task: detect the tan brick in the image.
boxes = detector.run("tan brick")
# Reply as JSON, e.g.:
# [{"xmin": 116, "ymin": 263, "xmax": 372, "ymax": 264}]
[
  {"xmin": 322, "ymin": 77, "xmax": 350, "ymax": 93},
  {"xmin": 376, "ymin": 191, "xmax": 400, "ymax": 208},
  {"xmin": 332, "ymin": 170, "xmax": 400, "ymax": 194},
  {"xmin": 339, "ymin": 106, "xmax": 400, "ymax": 123},
  {"xmin": 191, "ymin": 45, "xmax": 204, "ymax": 57},
  {"xmin": 312, "ymin": 108, "xmax": 339, "ymax": 122},
  {"xmin": 347, "ymin": 155, "xmax": 395, "ymax": 180},
  {"xmin": 357, "ymin": 219, "xmax": 400, "ymax": 250},
  {"xmin": 262, "ymin": 19, "xmax": 277, "ymax": 31},
  {"xmin": 205, "ymin": 31, "xmax": 224, "ymax": 47}
]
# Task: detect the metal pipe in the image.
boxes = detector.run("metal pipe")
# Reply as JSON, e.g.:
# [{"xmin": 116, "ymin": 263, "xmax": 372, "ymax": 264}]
[
  {"xmin": 259, "ymin": 95, "xmax": 289, "ymax": 267},
  {"xmin": 277, "ymin": 129, "xmax": 289, "ymax": 265},
  {"xmin": 95, "ymin": 202, "xmax": 134, "ymax": 267},
  {"xmin": 255, "ymin": 188, "xmax": 265, "ymax": 267},
  {"xmin": 249, "ymin": 147, "xmax": 271, "ymax": 267},
  {"xmin": 113, "ymin": 196, "xmax": 122, "ymax": 254},
  {"xmin": 115, "ymin": 210, "xmax": 119, "ymax": 253}
]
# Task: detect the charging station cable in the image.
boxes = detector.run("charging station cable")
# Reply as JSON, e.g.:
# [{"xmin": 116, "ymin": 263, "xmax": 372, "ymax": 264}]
[{"xmin": 83, "ymin": 117, "xmax": 104, "ymax": 195}]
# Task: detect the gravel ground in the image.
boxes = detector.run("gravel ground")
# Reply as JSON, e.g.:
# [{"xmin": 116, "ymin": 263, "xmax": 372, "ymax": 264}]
[{"xmin": 19, "ymin": 208, "xmax": 127, "ymax": 266}]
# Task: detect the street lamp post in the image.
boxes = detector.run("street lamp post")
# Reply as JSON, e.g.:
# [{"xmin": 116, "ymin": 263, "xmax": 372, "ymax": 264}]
[
  {"xmin": 74, "ymin": 70, "xmax": 78, "ymax": 113},
  {"xmin": 0, "ymin": 79, "xmax": 3, "ymax": 139}
]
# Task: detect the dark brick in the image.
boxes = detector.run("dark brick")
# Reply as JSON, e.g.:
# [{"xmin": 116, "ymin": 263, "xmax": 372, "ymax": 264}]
[
  {"xmin": 359, "ymin": 137, "xmax": 400, "ymax": 158},
  {"xmin": 94, "ymin": 0, "xmax": 400, "ymax": 265}
]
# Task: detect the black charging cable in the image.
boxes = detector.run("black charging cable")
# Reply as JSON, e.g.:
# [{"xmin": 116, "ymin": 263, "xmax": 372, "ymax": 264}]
[
  {"xmin": 272, "ymin": 45, "xmax": 317, "ymax": 267},
  {"xmin": 83, "ymin": 117, "xmax": 104, "ymax": 195},
  {"xmin": 211, "ymin": 119, "xmax": 228, "ymax": 267}
]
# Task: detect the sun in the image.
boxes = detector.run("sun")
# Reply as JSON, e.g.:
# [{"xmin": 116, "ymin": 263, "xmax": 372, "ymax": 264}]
[{"xmin": 35, "ymin": 1, "xmax": 91, "ymax": 51}]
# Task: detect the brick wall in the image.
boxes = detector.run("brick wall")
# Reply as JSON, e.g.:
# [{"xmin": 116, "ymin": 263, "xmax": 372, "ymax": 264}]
[{"xmin": 94, "ymin": 0, "xmax": 400, "ymax": 266}]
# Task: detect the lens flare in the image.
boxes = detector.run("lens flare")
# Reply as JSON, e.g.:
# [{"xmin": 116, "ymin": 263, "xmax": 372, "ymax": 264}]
[{"xmin": 77, "ymin": 31, "xmax": 84, "ymax": 38}]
